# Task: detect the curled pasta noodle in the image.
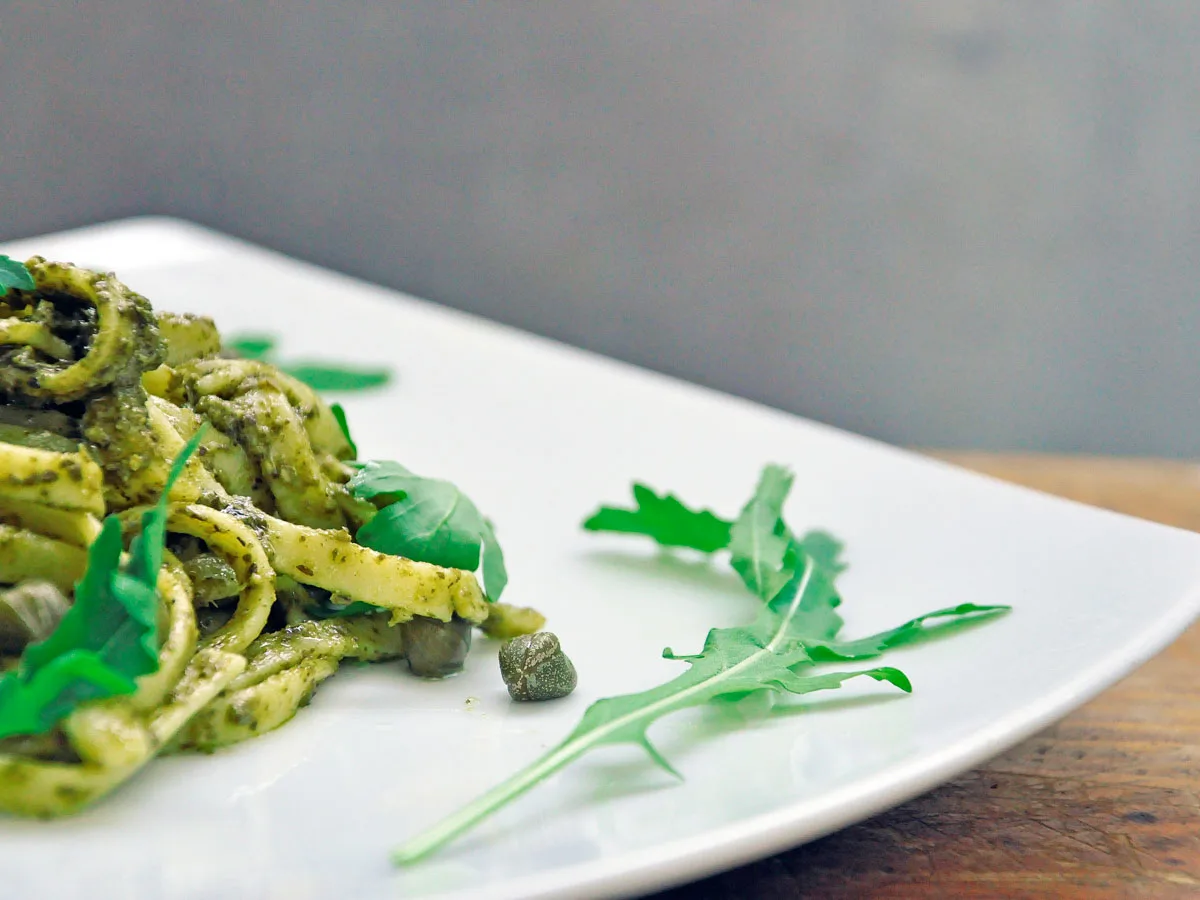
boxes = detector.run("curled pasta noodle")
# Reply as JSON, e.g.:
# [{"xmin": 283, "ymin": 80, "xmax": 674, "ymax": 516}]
[
  {"xmin": 156, "ymin": 504, "xmax": 277, "ymax": 655},
  {"xmin": 196, "ymin": 385, "xmax": 347, "ymax": 529},
  {"xmin": 0, "ymin": 257, "xmax": 162, "ymax": 402},
  {"xmin": 146, "ymin": 396, "xmax": 269, "ymax": 508},
  {"xmin": 0, "ymin": 257, "xmax": 541, "ymax": 817},
  {"xmin": 172, "ymin": 358, "xmax": 353, "ymax": 461},
  {"xmin": 0, "ymin": 319, "xmax": 73, "ymax": 362}
]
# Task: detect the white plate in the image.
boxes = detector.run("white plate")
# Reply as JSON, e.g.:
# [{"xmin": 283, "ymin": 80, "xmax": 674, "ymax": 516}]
[{"xmin": 4, "ymin": 219, "xmax": 1200, "ymax": 900}]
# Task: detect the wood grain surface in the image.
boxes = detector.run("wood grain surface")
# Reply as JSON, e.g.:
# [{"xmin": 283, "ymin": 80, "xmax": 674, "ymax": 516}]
[{"xmin": 654, "ymin": 453, "xmax": 1200, "ymax": 899}]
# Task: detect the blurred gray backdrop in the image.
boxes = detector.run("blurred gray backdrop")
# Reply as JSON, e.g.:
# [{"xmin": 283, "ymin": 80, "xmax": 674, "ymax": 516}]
[{"xmin": 2, "ymin": 2, "xmax": 1198, "ymax": 455}]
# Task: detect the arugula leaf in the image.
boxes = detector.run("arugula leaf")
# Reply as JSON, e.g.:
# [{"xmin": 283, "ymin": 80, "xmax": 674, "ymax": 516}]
[
  {"xmin": 580, "ymin": 469, "xmax": 836, "ymax": 579},
  {"xmin": 582, "ymin": 484, "xmax": 732, "ymax": 552},
  {"xmin": 224, "ymin": 334, "xmax": 276, "ymax": 360},
  {"xmin": 278, "ymin": 364, "xmax": 390, "ymax": 392},
  {"xmin": 0, "ymin": 647, "xmax": 138, "ymax": 737},
  {"xmin": 728, "ymin": 464, "xmax": 796, "ymax": 601},
  {"xmin": 17, "ymin": 518, "xmax": 161, "ymax": 685},
  {"xmin": 794, "ymin": 530, "xmax": 848, "ymax": 579},
  {"xmin": 391, "ymin": 548, "xmax": 1008, "ymax": 864},
  {"xmin": 224, "ymin": 332, "xmax": 391, "ymax": 392},
  {"xmin": 580, "ymin": 471, "xmax": 859, "ymax": 645},
  {"xmin": 329, "ymin": 402, "xmax": 357, "ymax": 457},
  {"xmin": 0, "ymin": 430, "xmax": 204, "ymax": 739},
  {"xmin": 357, "ymin": 483, "xmax": 482, "ymax": 571},
  {"xmin": 126, "ymin": 434, "xmax": 196, "ymax": 588},
  {"xmin": 0, "ymin": 255, "xmax": 35, "ymax": 298},
  {"xmin": 765, "ymin": 552, "xmax": 844, "ymax": 643},
  {"xmin": 390, "ymin": 465, "xmax": 1012, "ymax": 864},
  {"xmin": 806, "ymin": 603, "xmax": 1008, "ymax": 662},
  {"xmin": 349, "ymin": 461, "xmax": 507, "ymax": 600},
  {"xmin": 479, "ymin": 518, "xmax": 507, "ymax": 604}
]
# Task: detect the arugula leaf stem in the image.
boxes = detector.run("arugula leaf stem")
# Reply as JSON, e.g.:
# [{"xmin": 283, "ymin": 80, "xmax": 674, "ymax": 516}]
[
  {"xmin": 391, "ymin": 558, "xmax": 817, "ymax": 865},
  {"xmin": 390, "ymin": 734, "xmax": 580, "ymax": 865}
]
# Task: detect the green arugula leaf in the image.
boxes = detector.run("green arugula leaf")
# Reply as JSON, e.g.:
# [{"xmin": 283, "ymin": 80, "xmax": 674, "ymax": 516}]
[
  {"xmin": 391, "ymin": 547, "xmax": 1008, "ymax": 864},
  {"xmin": 806, "ymin": 603, "xmax": 1010, "ymax": 662},
  {"xmin": 224, "ymin": 334, "xmax": 276, "ymax": 360},
  {"xmin": 729, "ymin": 464, "xmax": 796, "ymax": 601},
  {"xmin": 0, "ymin": 255, "xmax": 35, "ymax": 298},
  {"xmin": 20, "ymin": 517, "xmax": 129, "ymax": 676},
  {"xmin": 127, "ymin": 434, "xmax": 196, "ymax": 588},
  {"xmin": 349, "ymin": 461, "xmax": 507, "ymax": 600},
  {"xmin": 479, "ymin": 518, "xmax": 508, "ymax": 603},
  {"xmin": 0, "ymin": 430, "xmax": 204, "ymax": 739},
  {"xmin": 278, "ymin": 364, "xmax": 390, "ymax": 392},
  {"xmin": 580, "ymin": 472, "xmax": 838, "ymax": 589},
  {"xmin": 357, "ymin": 484, "xmax": 482, "ymax": 572},
  {"xmin": 0, "ymin": 648, "xmax": 137, "ymax": 737},
  {"xmin": 582, "ymin": 484, "xmax": 732, "ymax": 552},
  {"xmin": 726, "ymin": 469, "xmax": 850, "ymax": 639},
  {"xmin": 794, "ymin": 530, "xmax": 848, "ymax": 578},
  {"xmin": 329, "ymin": 402, "xmax": 357, "ymax": 457},
  {"xmin": 390, "ymin": 465, "xmax": 1012, "ymax": 864},
  {"xmin": 224, "ymin": 333, "xmax": 392, "ymax": 392}
]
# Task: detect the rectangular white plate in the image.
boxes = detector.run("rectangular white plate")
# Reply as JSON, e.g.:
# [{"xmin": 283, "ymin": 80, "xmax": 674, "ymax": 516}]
[{"xmin": 4, "ymin": 219, "xmax": 1200, "ymax": 900}]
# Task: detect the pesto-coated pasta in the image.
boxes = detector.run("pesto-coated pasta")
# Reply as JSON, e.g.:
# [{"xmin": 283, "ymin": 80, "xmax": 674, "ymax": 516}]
[{"xmin": 0, "ymin": 258, "xmax": 540, "ymax": 818}]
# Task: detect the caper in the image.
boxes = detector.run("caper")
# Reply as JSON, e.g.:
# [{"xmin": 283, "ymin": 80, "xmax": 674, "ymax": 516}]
[
  {"xmin": 181, "ymin": 553, "xmax": 241, "ymax": 606},
  {"xmin": 499, "ymin": 632, "xmax": 577, "ymax": 702},
  {"xmin": 403, "ymin": 616, "xmax": 473, "ymax": 678}
]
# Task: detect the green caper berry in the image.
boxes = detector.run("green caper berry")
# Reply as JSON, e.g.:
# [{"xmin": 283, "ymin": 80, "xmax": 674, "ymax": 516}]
[
  {"xmin": 499, "ymin": 632, "xmax": 577, "ymax": 702},
  {"xmin": 404, "ymin": 616, "xmax": 473, "ymax": 678}
]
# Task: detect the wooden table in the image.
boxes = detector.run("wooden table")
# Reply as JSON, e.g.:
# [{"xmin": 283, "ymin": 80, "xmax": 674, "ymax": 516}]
[{"xmin": 656, "ymin": 453, "xmax": 1200, "ymax": 899}]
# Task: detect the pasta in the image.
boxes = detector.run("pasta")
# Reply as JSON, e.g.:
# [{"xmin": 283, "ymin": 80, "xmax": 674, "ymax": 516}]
[{"xmin": 0, "ymin": 257, "xmax": 541, "ymax": 816}]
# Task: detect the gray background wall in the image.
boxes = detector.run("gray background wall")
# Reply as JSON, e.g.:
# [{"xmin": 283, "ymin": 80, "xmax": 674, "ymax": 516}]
[{"xmin": 2, "ymin": 2, "xmax": 1198, "ymax": 455}]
